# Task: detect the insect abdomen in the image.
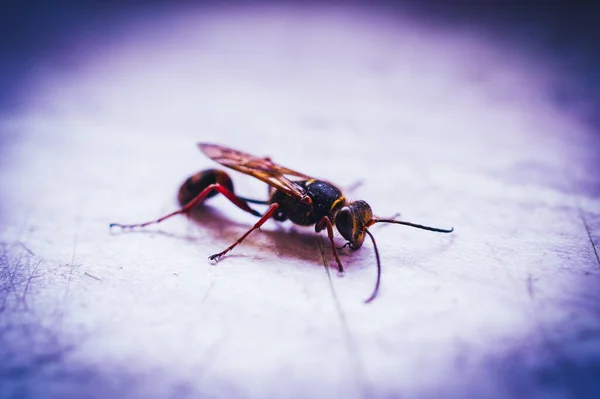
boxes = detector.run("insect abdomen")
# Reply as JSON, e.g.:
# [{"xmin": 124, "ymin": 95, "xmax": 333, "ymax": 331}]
[{"xmin": 178, "ymin": 169, "xmax": 234, "ymax": 206}]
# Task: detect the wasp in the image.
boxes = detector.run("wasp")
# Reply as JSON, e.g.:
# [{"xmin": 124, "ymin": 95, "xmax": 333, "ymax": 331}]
[{"xmin": 110, "ymin": 143, "xmax": 453, "ymax": 302}]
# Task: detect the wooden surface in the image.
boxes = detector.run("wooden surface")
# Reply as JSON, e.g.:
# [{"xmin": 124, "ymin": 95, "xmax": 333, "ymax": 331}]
[{"xmin": 1, "ymin": 4, "xmax": 599, "ymax": 399}]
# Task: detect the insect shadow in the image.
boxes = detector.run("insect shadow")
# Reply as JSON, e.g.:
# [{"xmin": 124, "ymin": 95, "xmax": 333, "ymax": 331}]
[{"xmin": 113, "ymin": 204, "xmax": 346, "ymax": 268}]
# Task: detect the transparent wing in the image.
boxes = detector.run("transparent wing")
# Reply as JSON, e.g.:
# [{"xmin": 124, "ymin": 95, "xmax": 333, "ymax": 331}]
[{"xmin": 198, "ymin": 143, "xmax": 312, "ymax": 199}]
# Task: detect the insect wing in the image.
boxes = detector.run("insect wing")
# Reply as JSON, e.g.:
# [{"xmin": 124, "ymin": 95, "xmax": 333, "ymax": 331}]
[{"xmin": 198, "ymin": 143, "xmax": 311, "ymax": 199}]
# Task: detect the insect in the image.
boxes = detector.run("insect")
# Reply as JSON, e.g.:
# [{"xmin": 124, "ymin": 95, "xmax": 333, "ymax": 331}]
[{"xmin": 110, "ymin": 143, "xmax": 453, "ymax": 303}]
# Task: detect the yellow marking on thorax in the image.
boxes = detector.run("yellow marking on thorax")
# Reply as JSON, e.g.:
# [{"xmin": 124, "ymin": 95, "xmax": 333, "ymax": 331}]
[
  {"xmin": 330, "ymin": 196, "xmax": 346, "ymax": 212},
  {"xmin": 305, "ymin": 179, "xmax": 316, "ymax": 186}
]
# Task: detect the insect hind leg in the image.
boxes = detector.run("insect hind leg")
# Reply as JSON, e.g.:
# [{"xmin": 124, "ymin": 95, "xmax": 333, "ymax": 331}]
[
  {"xmin": 209, "ymin": 202, "xmax": 279, "ymax": 261},
  {"xmin": 110, "ymin": 183, "xmax": 261, "ymax": 230}
]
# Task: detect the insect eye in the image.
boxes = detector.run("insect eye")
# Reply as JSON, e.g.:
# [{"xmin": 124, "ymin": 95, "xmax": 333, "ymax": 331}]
[{"xmin": 335, "ymin": 207, "xmax": 355, "ymax": 242}]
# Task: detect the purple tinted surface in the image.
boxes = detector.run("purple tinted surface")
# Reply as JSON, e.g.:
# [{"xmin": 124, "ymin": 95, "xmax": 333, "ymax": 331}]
[{"xmin": 1, "ymin": 2, "xmax": 599, "ymax": 399}]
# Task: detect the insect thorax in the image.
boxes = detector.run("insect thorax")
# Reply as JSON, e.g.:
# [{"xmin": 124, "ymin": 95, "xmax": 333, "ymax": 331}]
[{"xmin": 271, "ymin": 180, "xmax": 345, "ymax": 226}]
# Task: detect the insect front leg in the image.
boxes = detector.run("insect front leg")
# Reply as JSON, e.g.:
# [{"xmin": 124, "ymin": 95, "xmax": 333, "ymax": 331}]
[
  {"xmin": 110, "ymin": 183, "xmax": 261, "ymax": 229},
  {"xmin": 316, "ymin": 216, "xmax": 344, "ymax": 274},
  {"xmin": 209, "ymin": 202, "xmax": 279, "ymax": 261}
]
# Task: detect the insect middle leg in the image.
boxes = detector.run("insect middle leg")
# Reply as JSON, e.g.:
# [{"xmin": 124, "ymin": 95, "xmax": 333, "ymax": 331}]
[
  {"xmin": 110, "ymin": 183, "xmax": 261, "ymax": 229},
  {"xmin": 209, "ymin": 202, "xmax": 280, "ymax": 261},
  {"xmin": 316, "ymin": 216, "xmax": 344, "ymax": 273}
]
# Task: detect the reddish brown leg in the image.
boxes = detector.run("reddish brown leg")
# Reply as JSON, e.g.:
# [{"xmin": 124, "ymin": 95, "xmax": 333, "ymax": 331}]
[
  {"xmin": 110, "ymin": 183, "xmax": 261, "ymax": 229},
  {"xmin": 209, "ymin": 203, "xmax": 279, "ymax": 261},
  {"xmin": 317, "ymin": 216, "xmax": 344, "ymax": 273}
]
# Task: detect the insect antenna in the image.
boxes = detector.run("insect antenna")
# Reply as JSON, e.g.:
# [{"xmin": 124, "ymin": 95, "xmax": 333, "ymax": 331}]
[
  {"xmin": 373, "ymin": 219, "xmax": 454, "ymax": 233},
  {"xmin": 363, "ymin": 229, "xmax": 381, "ymax": 303}
]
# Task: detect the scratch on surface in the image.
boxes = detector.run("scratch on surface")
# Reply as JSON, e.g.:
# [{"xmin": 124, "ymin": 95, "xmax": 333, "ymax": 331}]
[
  {"xmin": 0, "ymin": 244, "xmax": 81, "ymax": 396},
  {"xmin": 317, "ymin": 239, "xmax": 370, "ymax": 398},
  {"xmin": 84, "ymin": 272, "xmax": 101, "ymax": 281},
  {"xmin": 64, "ymin": 237, "xmax": 78, "ymax": 300},
  {"xmin": 0, "ymin": 245, "xmax": 40, "ymax": 312},
  {"xmin": 526, "ymin": 273, "xmax": 538, "ymax": 300},
  {"xmin": 18, "ymin": 242, "xmax": 35, "ymax": 256},
  {"xmin": 0, "ymin": 252, "xmax": 21, "ymax": 311},
  {"xmin": 199, "ymin": 280, "xmax": 216, "ymax": 305},
  {"xmin": 64, "ymin": 216, "xmax": 82, "ymax": 301},
  {"xmin": 22, "ymin": 259, "xmax": 42, "ymax": 309},
  {"xmin": 577, "ymin": 206, "xmax": 600, "ymax": 270}
]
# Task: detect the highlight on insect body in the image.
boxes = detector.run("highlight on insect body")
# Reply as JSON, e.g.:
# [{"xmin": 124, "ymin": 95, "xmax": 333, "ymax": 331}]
[{"xmin": 110, "ymin": 143, "xmax": 454, "ymax": 303}]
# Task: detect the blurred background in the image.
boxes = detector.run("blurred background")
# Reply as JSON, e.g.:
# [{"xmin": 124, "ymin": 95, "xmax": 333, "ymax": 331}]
[
  {"xmin": 2, "ymin": 0, "xmax": 600, "ymax": 117},
  {"xmin": 1, "ymin": 1, "xmax": 599, "ymax": 398}
]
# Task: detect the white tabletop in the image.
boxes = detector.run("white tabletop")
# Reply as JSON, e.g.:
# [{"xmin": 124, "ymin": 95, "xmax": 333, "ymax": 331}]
[{"xmin": 1, "ymin": 4, "xmax": 599, "ymax": 399}]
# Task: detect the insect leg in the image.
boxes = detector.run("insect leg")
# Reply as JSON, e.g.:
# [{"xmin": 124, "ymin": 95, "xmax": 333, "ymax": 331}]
[
  {"xmin": 209, "ymin": 202, "xmax": 280, "ymax": 261},
  {"xmin": 110, "ymin": 183, "xmax": 261, "ymax": 229},
  {"xmin": 317, "ymin": 216, "xmax": 344, "ymax": 273},
  {"xmin": 237, "ymin": 196, "xmax": 270, "ymax": 205}
]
